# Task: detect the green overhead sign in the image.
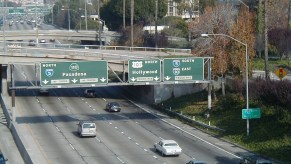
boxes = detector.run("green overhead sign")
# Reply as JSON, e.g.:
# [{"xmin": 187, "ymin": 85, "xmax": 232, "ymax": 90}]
[
  {"xmin": 40, "ymin": 61, "xmax": 108, "ymax": 86},
  {"xmin": 163, "ymin": 57, "xmax": 204, "ymax": 82},
  {"xmin": 9, "ymin": 8, "xmax": 25, "ymax": 14},
  {"xmin": 242, "ymin": 108, "xmax": 261, "ymax": 119},
  {"xmin": 128, "ymin": 59, "xmax": 161, "ymax": 83}
]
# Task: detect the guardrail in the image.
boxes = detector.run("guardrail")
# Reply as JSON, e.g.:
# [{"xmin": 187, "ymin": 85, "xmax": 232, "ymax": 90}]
[{"xmin": 153, "ymin": 104, "xmax": 225, "ymax": 132}]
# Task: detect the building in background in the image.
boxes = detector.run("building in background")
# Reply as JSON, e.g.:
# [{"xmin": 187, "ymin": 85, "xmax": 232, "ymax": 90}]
[{"xmin": 166, "ymin": 0, "xmax": 199, "ymax": 20}]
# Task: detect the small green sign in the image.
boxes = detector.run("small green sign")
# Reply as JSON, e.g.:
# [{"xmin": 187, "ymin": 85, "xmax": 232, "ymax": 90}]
[
  {"xmin": 128, "ymin": 59, "xmax": 161, "ymax": 83},
  {"xmin": 242, "ymin": 108, "xmax": 261, "ymax": 119},
  {"xmin": 40, "ymin": 61, "xmax": 108, "ymax": 86},
  {"xmin": 163, "ymin": 58, "xmax": 204, "ymax": 82}
]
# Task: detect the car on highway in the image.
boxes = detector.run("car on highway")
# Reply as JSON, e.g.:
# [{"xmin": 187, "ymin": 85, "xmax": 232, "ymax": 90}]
[
  {"xmin": 105, "ymin": 102, "xmax": 121, "ymax": 112},
  {"xmin": 84, "ymin": 89, "xmax": 96, "ymax": 98},
  {"xmin": 40, "ymin": 39, "xmax": 46, "ymax": 43},
  {"xmin": 186, "ymin": 160, "xmax": 207, "ymax": 164},
  {"xmin": 28, "ymin": 40, "xmax": 35, "ymax": 46},
  {"xmin": 154, "ymin": 139, "xmax": 182, "ymax": 156},
  {"xmin": 77, "ymin": 120, "xmax": 96, "ymax": 137},
  {"xmin": 0, "ymin": 152, "xmax": 8, "ymax": 164},
  {"xmin": 239, "ymin": 155, "xmax": 272, "ymax": 164},
  {"xmin": 38, "ymin": 88, "xmax": 49, "ymax": 96}
]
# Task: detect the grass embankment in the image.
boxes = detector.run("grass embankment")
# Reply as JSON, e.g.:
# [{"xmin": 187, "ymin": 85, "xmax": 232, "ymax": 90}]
[
  {"xmin": 159, "ymin": 91, "xmax": 291, "ymax": 163},
  {"xmin": 252, "ymin": 58, "xmax": 291, "ymax": 71}
]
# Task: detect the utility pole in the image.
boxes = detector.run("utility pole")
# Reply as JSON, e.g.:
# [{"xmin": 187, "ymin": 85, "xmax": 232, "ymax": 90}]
[
  {"xmin": 85, "ymin": 0, "xmax": 87, "ymax": 30},
  {"xmin": 264, "ymin": 0, "xmax": 270, "ymax": 81},
  {"xmin": 123, "ymin": 0, "xmax": 125, "ymax": 29},
  {"xmin": 155, "ymin": 0, "xmax": 158, "ymax": 49},
  {"xmin": 98, "ymin": 0, "xmax": 102, "ymax": 47},
  {"xmin": 131, "ymin": 0, "xmax": 134, "ymax": 48}
]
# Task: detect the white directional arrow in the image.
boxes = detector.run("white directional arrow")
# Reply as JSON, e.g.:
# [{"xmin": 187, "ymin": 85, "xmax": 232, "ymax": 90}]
[
  {"xmin": 130, "ymin": 77, "xmax": 136, "ymax": 82},
  {"xmin": 154, "ymin": 76, "xmax": 160, "ymax": 81},
  {"xmin": 42, "ymin": 79, "xmax": 49, "ymax": 84},
  {"xmin": 164, "ymin": 76, "xmax": 171, "ymax": 81},
  {"xmin": 71, "ymin": 79, "xmax": 78, "ymax": 83},
  {"xmin": 100, "ymin": 77, "xmax": 106, "ymax": 82}
]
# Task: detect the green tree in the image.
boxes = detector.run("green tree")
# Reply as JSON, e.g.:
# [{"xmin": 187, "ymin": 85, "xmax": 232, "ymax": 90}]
[{"xmin": 101, "ymin": 0, "xmax": 168, "ymax": 31}]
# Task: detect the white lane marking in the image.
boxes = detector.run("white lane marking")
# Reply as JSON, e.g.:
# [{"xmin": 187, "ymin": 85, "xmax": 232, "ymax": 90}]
[
  {"xmin": 144, "ymin": 149, "xmax": 148, "ymax": 152},
  {"xmin": 135, "ymin": 142, "xmax": 139, "ymax": 146},
  {"xmin": 129, "ymin": 100, "xmax": 242, "ymax": 159},
  {"xmin": 92, "ymin": 108, "xmax": 96, "ymax": 111},
  {"xmin": 121, "ymin": 131, "xmax": 124, "ymax": 134},
  {"xmin": 69, "ymin": 144, "xmax": 75, "ymax": 150},
  {"xmin": 153, "ymin": 156, "xmax": 158, "ymax": 159},
  {"xmin": 55, "ymin": 127, "xmax": 61, "ymax": 132},
  {"xmin": 103, "ymin": 98, "xmax": 107, "ymax": 101},
  {"xmin": 95, "ymin": 137, "xmax": 101, "ymax": 143},
  {"xmin": 117, "ymin": 157, "xmax": 125, "ymax": 164},
  {"xmin": 42, "ymin": 108, "xmax": 46, "ymax": 112},
  {"xmin": 128, "ymin": 137, "xmax": 131, "ymax": 140}
]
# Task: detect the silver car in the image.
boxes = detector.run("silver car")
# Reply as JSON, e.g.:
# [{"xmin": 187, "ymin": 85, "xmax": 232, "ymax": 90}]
[
  {"xmin": 154, "ymin": 140, "xmax": 182, "ymax": 156},
  {"xmin": 77, "ymin": 121, "xmax": 96, "ymax": 137}
]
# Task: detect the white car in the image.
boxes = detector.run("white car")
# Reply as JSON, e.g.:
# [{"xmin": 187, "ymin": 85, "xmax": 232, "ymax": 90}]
[
  {"xmin": 154, "ymin": 140, "xmax": 182, "ymax": 156},
  {"xmin": 40, "ymin": 39, "xmax": 46, "ymax": 43}
]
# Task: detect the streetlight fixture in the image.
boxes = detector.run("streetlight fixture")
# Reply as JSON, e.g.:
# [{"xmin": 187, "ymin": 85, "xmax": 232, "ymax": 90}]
[
  {"xmin": 201, "ymin": 33, "xmax": 250, "ymax": 136},
  {"xmin": 238, "ymin": 0, "xmax": 249, "ymax": 10}
]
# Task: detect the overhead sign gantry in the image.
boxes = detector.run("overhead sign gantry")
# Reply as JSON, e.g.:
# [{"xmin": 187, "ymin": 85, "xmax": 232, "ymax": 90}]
[
  {"xmin": 40, "ymin": 61, "xmax": 108, "ymax": 86},
  {"xmin": 128, "ymin": 59, "xmax": 161, "ymax": 83}
]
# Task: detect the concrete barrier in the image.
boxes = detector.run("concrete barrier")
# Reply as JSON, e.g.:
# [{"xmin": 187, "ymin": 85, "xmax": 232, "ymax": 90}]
[{"xmin": 0, "ymin": 94, "xmax": 33, "ymax": 164}]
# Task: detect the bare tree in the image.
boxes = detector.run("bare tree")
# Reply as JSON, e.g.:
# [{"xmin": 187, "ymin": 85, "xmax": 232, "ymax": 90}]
[{"xmin": 190, "ymin": 3, "xmax": 236, "ymax": 96}]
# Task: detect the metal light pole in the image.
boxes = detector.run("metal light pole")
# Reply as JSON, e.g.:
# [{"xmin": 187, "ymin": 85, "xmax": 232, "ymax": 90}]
[
  {"xmin": 68, "ymin": 9, "xmax": 70, "ymax": 31},
  {"xmin": 201, "ymin": 33, "xmax": 249, "ymax": 136},
  {"xmin": 85, "ymin": 0, "xmax": 87, "ymax": 30},
  {"xmin": 61, "ymin": 7, "xmax": 71, "ymax": 31},
  {"xmin": 123, "ymin": 0, "xmax": 125, "ymax": 29},
  {"xmin": 130, "ymin": 0, "xmax": 134, "ymax": 48},
  {"xmin": 155, "ymin": 0, "xmax": 158, "ymax": 49},
  {"xmin": 98, "ymin": 0, "xmax": 101, "ymax": 46},
  {"xmin": 34, "ymin": 1, "xmax": 39, "ymax": 45},
  {"xmin": 51, "ymin": 5, "xmax": 54, "ymax": 25}
]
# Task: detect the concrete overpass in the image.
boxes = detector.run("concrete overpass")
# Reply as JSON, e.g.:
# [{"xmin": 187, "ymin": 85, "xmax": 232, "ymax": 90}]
[{"xmin": 0, "ymin": 30, "xmax": 120, "ymax": 44}]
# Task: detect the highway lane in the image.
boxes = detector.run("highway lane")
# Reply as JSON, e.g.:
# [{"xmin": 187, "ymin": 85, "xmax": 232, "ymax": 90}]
[
  {"xmin": 15, "ymin": 88, "xmax": 167, "ymax": 164},
  {"xmin": 48, "ymin": 88, "xmax": 168, "ymax": 164},
  {"xmin": 12, "ymin": 84, "xmax": 243, "ymax": 164},
  {"xmin": 97, "ymin": 87, "xmax": 242, "ymax": 163}
]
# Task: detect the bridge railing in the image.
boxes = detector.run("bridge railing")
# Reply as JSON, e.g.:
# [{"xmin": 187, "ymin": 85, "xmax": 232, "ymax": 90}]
[
  {"xmin": 50, "ymin": 44, "xmax": 191, "ymax": 54},
  {"xmin": 2, "ymin": 42, "xmax": 192, "ymax": 56}
]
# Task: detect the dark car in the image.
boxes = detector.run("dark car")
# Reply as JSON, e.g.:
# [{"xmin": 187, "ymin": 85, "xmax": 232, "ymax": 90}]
[
  {"xmin": 28, "ymin": 40, "xmax": 35, "ymax": 46},
  {"xmin": 106, "ymin": 102, "xmax": 121, "ymax": 112},
  {"xmin": 0, "ymin": 152, "xmax": 8, "ymax": 164},
  {"xmin": 186, "ymin": 160, "xmax": 207, "ymax": 164},
  {"xmin": 84, "ymin": 89, "xmax": 96, "ymax": 98},
  {"xmin": 38, "ymin": 88, "xmax": 49, "ymax": 96},
  {"xmin": 239, "ymin": 155, "xmax": 272, "ymax": 164}
]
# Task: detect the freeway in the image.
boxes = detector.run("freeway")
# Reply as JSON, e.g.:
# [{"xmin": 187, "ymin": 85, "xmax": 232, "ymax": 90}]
[
  {"xmin": 13, "ymin": 89, "xmax": 243, "ymax": 164},
  {"xmin": 0, "ymin": 64, "xmax": 250, "ymax": 164},
  {"xmin": 1, "ymin": 16, "xmax": 256, "ymax": 164}
]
